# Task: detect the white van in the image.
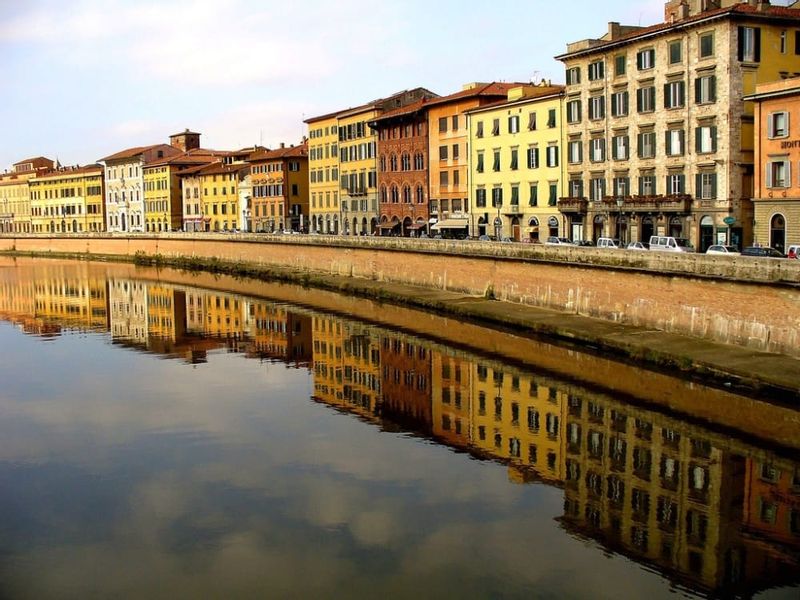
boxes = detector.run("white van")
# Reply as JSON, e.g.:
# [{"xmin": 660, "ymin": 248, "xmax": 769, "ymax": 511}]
[
  {"xmin": 648, "ymin": 236, "xmax": 695, "ymax": 252},
  {"xmin": 596, "ymin": 237, "xmax": 622, "ymax": 249}
]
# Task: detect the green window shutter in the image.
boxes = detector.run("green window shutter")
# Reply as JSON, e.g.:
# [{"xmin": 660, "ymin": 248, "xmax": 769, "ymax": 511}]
[
  {"xmin": 795, "ymin": 30, "xmax": 800, "ymax": 55},
  {"xmin": 636, "ymin": 51, "xmax": 642, "ymax": 70},
  {"xmin": 695, "ymin": 174, "xmax": 702, "ymax": 198},
  {"xmin": 711, "ymin": 126, "xmax": 717, "ymax": 152},
  {"xmin": 679, "ymin": 130, "xmax": 685, "ymax": 154},
  {"xmin": 530, "ymin": 184, "xmax": 538, "ymax": 206},
  {"xmin": 663, "ymin": 83, "xmax": 670, "ymax": 108},
  {"xmin": 710, "ymin": 174, "xmax": 717, "ymax": 198},
  {"xmin": 678, "ymin": 174, "xmax": 685, "ymax": 194},
  {"xmin": 638, "ymin": 177, "xmax": 644, "ymax": 196},
  {"xmin": 665, "ymin": 131, "xmax": 671, "ymax": 155},
  {"xmin": 754, "ymin": 28, "xmax": 761, "ymax": 62},
  {"xmin": 695, "ymin": 127, "xmax": 701, "ymax": 153},
  {"xmin": 679, "ymin": 82, "xmax": 685, "ymax": 106},
  {"xmin": 636, "ymin": 89, "xmax": 643, "ymax": 112},
  {"xmin": 695, "ymin": 77, "xmax": 701, "ymax": 104},
  {"xmin": 737, "ymin": 26, "xmax": 744, "ymax": 61},
  {"xmin": 709, "ymin": 76, "xmax": 716, "ymax": 102}
]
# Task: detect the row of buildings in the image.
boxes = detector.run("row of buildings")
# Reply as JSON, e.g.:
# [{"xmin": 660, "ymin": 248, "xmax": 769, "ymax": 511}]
[
  {"xmin": 0, "ymin": 262, "xmax": 797, "ymax": 596},
  {"xmin": 2, "ymin": 0, "xmax": 800, "ymax": 251}
]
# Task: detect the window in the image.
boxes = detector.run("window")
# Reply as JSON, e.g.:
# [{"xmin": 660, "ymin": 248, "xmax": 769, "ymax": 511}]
[
  {"xmin": 528, "ymin": 112, "xmax": 537, "ymax": 131},
  {"xmin": 612, "ymin": 135, "xmax": 629, "ymax": 160},
  {"xmin": 566, "ymin": 67, "xmax": 581, "ymax": 85},
  {"xmin": 510, "ymin": 184, "xmax": 519, "ymax": 205},
  {"xmin": 669, "ymin": 40, "xmax": 682, "ymax": 64},
  {"xmin": 492, "ymin": 119, "xmax": 500, "ymax": 136},
  {"xmin": 768, "ymin": 112, "xmax": 789, "ymax": 138},
  {"xmin": 696, "ymin": 172, "xmax": 717, "ymax": 199},
  {"xmin": 613, "ymin": 176, "xmax": 629, "ymax": 196},
  {"xmin": 476, "ymin": 152, "xmax": 484, "ymax": 173},
  {"xmin": 502, "ymin": 115, "xmax": 518, "ymax": 135},
  {"xmin": 664, "ymin": 81, "xmax": 685, "ymax": 109},
  {"xmin": 611, "ymin": 91, "xmax": 629, "ymax": 117},
  {"xmin": 568, "ymin": 140, "xmax": 582, "ymax": 164},
  {"xmin": 439, "ymin": 171, "xmax": 449, "ymax": 187},
  {"xmin": 476, "ymin": 121, "xmax": 484, "ymax": 138},
  {"xmin": 547, "ymin": 109, "xmax": 557, "ymax": 128},
  {"xmin": 738, "ymin": 26, "xmax": 760, "ymax": 62},
  {"xmin": 639, "ymin": 174, "xmax": 656, "ymax": 196},
  {"xmin": 637, "ymin": 48, "xmax": 655, "ymax": 70},
  {"xmin": 452, "ymin": 115, "xmax": 458, "ymax": 130},
  {"xmin": 665, "ymin": 129, "xmax": 685, "ymax": 156},
  {"xmin": 588, "ymin": 60, "xmax": 605, "ymax": 81},
  {"xmin": 527, "ymin": 147, "xmax": 539, "ymax": 169},
  {"xmin": 476, "ymin": 188, "xmax": 486, "ymax": 207},
  {"xmin": 699, "ymin": 32, "xmax": 714, "ymax": 58},
  {"xmin": 637, "ymin": 86, "xmax": 656, "ymax": 113},
  {"xmin": 569, "ymin": 178, "xmax": 583, "ymax": 198},
  {"xmin": 666, "ymin": 173, "xmax": 685, "ymax": 195},
  {"xmin": 529, "ymin": 183, "xmax": 538, "ymax": 206},
  {"xmin": 491, "ymin": 186, "xmax": 503, "ymax": 207},
  {"xmin": 510, "ymin": 148, "xmax": 519, "ymax": 170},
  {"xmin": 493, "ymin": 150, "xmax": 501, "ymax": 171},
  {"xmin": 695, "ymin": 75, "xmax": 716, "ymax": 104},
  {"xmin": 614, "ymin": 54, "xmax": 626, "ymax": 76},
  {"xmin": 590, "ymin": 138, "xmax": 605, "ymax": 162},
  {"xmin": 567, "ymin": 99, "xmax": 582, "ymax": 124},
  {"xmin": 638, "ymin": 131, "xmax": 656, "ymax": 159},
  {"xmin": 589, "ymin": 96, "xmax": 605, "ymax": 120},
  {"xmin": 546, "ymin": 146, "xmax": 559, "ymax": 168},
  {"xmin": 695, "ymin": 125, "xmax": 717, "ymax": 153},
  {"xmin": 549, "ymin": 183, "xmax": 558, "ymax": 206},
  {"xmin": 439, "ymin": 145, "xmax": 448, "ymax": 160},
  {"xmin": 590, "ymin": 177, "xmax": 605, "ymax": 201},
  {"xmin": 439, "ymin": 117, "xmax": 448, "ymax": 132},
  {"xmin": 766, "ymin": 159, "xmax": 791, "ymax": 188}
]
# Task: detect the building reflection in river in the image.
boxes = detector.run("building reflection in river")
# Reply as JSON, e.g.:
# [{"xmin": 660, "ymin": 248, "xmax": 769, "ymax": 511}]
[{"xmin": 0, "ymin": 265, "xmax": 797, "ymax": 598}]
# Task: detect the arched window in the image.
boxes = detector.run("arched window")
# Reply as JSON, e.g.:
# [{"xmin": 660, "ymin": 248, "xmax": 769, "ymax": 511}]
[
  {"xmin": 403, "ymin": 185, "xmax": 412, "ymax": 203},
  {"xmin": 414, "ymin": 153, "xmax": 425, "ymax": 170},
  {"xmin": 389, "ymin": 154, "xmax": 398, "ymax": 171},
  {"xmin": 379, "ymin": 155, "xmax": 386, "ymax": 172},
  {"xmin": 770, "ymin": 213, "xmax": 786, "ymax": 252},
  {"xmin": 401, "ymin": 153, "xmax": 411, "ymax": 171},
  {"xmin": 380, "ymin": 185, "xmax": 387, "ymax": 203},
  {"xmin": 391, "ymin": 186, "xmax": 399, "ymax": 203},
  {"xmin": 416, "ymin": 185, "xmax": 424, "ymax": 204}
]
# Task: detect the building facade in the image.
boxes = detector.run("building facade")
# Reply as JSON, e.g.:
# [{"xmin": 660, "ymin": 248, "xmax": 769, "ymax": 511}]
[
  {"xmin": 746, "ymin": 76, "xmax": 800, "ymax": 251},
  {"xmin": 195, "ymin": 162, "xmax": 249, "ymax": 232},
  {"xmin": 100, "ymin": 144, "xmax": 181, "ymax": 233},
  {"xmin": 467, "ymin": 84, "xmax": 566, "ymax": 241},
  {"xmin": 0, "ymin": 157, "xmax": 53, "ymax": 233},
  {"xmin": 556, "ymin": 0, "xmax": 800, "ymax": 250},
  {"xmin": 305, "ymin": 113, "xmax": 340, "ymax": 234},
  {"xmin": 248, "ymin": 143, "xmax": 309, "ymax": 233},
  {"xmin": 29, "ymin": 164, "xmax": 105, "ymax": 233}
]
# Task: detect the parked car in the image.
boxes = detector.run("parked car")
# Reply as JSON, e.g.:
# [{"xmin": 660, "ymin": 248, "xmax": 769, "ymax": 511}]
[
  {"xmin": 576, "ymin": 240, "xmax": 595, "ymax": 247},
  {"xmin": 741, "ymin": 246, "xmax": 785, "ymax": 258},
  {"xmin": 706, "ymin": 245, "xmax": 740, "ymax": 255},
  {"xmin": 545, "ymin": 236, "xmax": 573, "ymax": 246},
  {"xmin": 648, "ymin": 236, "xmax": 695, "ymax": 252},
  {"xmin": 477, "ymin": 234, "xmax": 491, "ymax": 241},
  {"xmin": 500, "ymin": 236, "xmax": 513, "ymax": 243},
  {"xmin": 626, "ymin": 241, "xmax": 648, "ymax": 250},
  {"xmin": 787, "ymin": 244, "xmax": 799, "ymax": 259},
  {"xmin": 596, "ymin": 237, "xmax": 622, "ymax": 249}
]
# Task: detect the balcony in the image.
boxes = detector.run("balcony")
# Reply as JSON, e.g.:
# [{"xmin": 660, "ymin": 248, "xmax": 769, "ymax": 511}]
[
  {"xmin": 557, "ymin": 197, "xmax": 588, "ymax": 213},
  {"xmin": 596, "ymin": 195, "xmax": 693, "ymax": 214},
  {"xmin": 503, "ymin": 202, "xmax": 523, "ymax": 216}
]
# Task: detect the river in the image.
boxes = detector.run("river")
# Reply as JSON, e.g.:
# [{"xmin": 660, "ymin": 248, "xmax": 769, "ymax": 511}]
[{"xmin": 0, "ymin": 257, "xmax": 797, "ymax": 599}]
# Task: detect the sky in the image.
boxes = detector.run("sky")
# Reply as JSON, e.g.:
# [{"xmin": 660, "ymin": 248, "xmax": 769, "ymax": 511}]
[{"xmin": 0, "ymin": 0, "xmax": 712, "ymax": 170}]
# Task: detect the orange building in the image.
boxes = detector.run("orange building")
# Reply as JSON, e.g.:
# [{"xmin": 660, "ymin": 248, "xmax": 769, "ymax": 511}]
[
  {"xmin": 746, "ymin": 77, "xmax": 800, "ymax": 252},
  {"xmin": 248, "ymin": 143, "xmax": 309, "ymax": 233},
  {"xmin": 426, "ymin": 83, "xmax": 522, "ymax": 237}
]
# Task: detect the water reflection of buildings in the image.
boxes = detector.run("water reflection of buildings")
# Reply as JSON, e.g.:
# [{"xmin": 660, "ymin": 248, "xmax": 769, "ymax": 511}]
[
  {"xmin": 304, "ymin": 312, "xmax": 799, "ymax": 598},
  {"xmin": 0, "ymin": 272, "xmax": 796, "ymax": 597}
]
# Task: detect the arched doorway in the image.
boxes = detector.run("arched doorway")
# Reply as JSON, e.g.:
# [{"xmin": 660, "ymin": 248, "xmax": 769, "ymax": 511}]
[
  {"xmin": 352, "ymin": 217, "xmax": 358, "ymax": 236},
  {"xmin": 511, "ymin": 217, "xmax": 521, "ymax": 241},
  {"xmin": 615, "ymin": 216, "xmax": 628, "ymax": 244},
  {"xmin": 72, "ymin": 220, "xmax": 78, "ymax": 233},
  {"xmin": 770, "ymin": 214, "xmax": 786, "ymax": 252},
  {"xmin": 548, "ymin": 216, "xmax": 560, "ymax": 239},
  {"xmin": 477, "ymin": 216, "xmax": 487, "ymax": 237},
  {"xmin": 333, "ymin": 216, "xmax": 339, "ymax": 234},
  {"xmin": 402, "ymin": 216, "xmax": 412, "ymax": 237},
  {"xmin": 699, "ymin": 216, "xmax": 714, "ymax": 252},
  {"xmin": 528, "ymin": 216, "xmax": 540, "ymax": 243},
  {"xmin": 121, "ymin": 213, "xmax": 127, "ymax": 232},
  {"xmin": 362, "ymin": 217, "xmax": 368, "ymax": 235},
  {"xmin": 640, "ymin": 216, "xmax": 654, "ymax": 243},
  {"xmin": 669, "ymin": 216, "xmax": 683, "ymax": 238},
  {"xmin": 592, "ymin": 215, "xmax": 604, "ymax": 241},
  {"xmin": 370, "ymin": 217, "xmax": 377, "ymax": 235}
]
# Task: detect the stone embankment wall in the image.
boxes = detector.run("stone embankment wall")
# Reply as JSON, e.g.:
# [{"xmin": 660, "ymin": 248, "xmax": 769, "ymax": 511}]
[{"xmin": 2, "ymin": 233, "xmax": 799, "ymax": 356}]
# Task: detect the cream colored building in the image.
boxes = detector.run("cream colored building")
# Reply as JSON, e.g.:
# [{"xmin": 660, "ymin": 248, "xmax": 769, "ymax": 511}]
[{"xmin": 0, "ymin": 157, "xmax": 53, "ymax": 233}]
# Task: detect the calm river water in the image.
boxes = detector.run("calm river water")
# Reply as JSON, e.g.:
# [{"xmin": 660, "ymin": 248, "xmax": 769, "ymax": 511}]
[{"xmin": 0, "ymin": 258, "xmax": 797, "ymax": 599}]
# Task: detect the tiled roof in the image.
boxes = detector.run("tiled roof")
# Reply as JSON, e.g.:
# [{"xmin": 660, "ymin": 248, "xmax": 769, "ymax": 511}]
[
  {"xmin": 145, "ymin": 148, "xmax": 229, "ymax": 168},
  {"xmin": 422, "ymin": 82, "xmax": 527, "ymax": 107},
  {"xmin": 370, "ymin": 97, "xmax": 431, "ymax": 123},
  {"xmin": 249, "ymin": 143, "xmax": 308, "ymax": 162},
  {"xmin": 188, "ymin": 161, "xmax": 250, "ymax": 177},
  {"xmin": 463, "ymin": 85, "xmax": 566, "ymax": 114},
  {"xmin": 556, "ymin": 2, "xmax": 800, "ymax": 60},
  {"xmin": 13, "ymin": 156, "xmax": 52, "ymax": 166},
  {"xmin": 33, "ymin": 164, "xmax": 104, "ymax": 179},
  {"xmin": 100, "ymin": 143, "xmax": 179, "ymax": 163}
]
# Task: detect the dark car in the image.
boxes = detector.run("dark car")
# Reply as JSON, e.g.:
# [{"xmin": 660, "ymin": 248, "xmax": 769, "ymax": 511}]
[{"xmin": 741, "ymin": 246, "xmax": 785, "ymax": 258}]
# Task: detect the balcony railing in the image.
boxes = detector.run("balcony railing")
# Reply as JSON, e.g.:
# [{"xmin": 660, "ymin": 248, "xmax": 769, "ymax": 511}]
[
  {"xmin": 557, "ymin": 197, "xmax": 588, "ymax": 213},
  {"xmin": 596, "ymin": 194, "xmax": 693, "ymax": 213}
]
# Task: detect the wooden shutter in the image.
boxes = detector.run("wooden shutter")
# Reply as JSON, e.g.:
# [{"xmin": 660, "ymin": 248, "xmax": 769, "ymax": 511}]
[
  {"xmin": 754, "ymin": 28, "xmax": 761, "ymax": 62},
  {"xmin": 664, "ymin": 84, "xmax": 670, "ymax": 108},
  {"xmin": 636, "ymin": 51, "xmax": 643, "ymax": 70},
  {"xmin": 710, "ymin": 174, "xmax": 717, "ymax": 199},
  {"xmin": 709, "ymin": 76, "xmax": 716, "ymax": 102},
  {"xmin": 695, "ymin": 174, "xmax": 703, "ymax": 198},
  {"xmin": 711, "ymin": 126, "xmax": 717, "ymax": 152},
  {"xmin": 737, "ymin": 26, "xmax": 744, "ymax": 61},
  {"xmin": 636, "ymin": 89, "xmax": 643, "ymax": 113},
  {"xmin": 665, "ymin": 131, "xmax": 672, "ymax": 155},
  {"xmin": 695, "ymin": 127, "xmax": 702, "ymax": 153},
  {"xmin": 795, "ymin": 31, "xmax": 800, "ymax": 55}
]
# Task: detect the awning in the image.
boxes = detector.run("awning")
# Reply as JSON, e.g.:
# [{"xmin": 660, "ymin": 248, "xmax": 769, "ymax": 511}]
[
  {"xmin": 377, "ymin": 222, "xmax": 400, "ymax": 229},
  {"xmin": 406, "ymin": 223, "xmax": 426, "ymax": 230},
  {"xmin": 431, "ymin": 218, "xmax": 469, "ymax": 230}
]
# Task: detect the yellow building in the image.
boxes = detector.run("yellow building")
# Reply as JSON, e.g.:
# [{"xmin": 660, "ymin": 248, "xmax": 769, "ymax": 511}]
[
  {"xmin": 0, "ymin": 157, "xmax": 54, "ymax": 233},
  {"xmin": 29, "ymin": 164, "xmax": 105, "ymax": 233},
  {"xmin": 467, "ymin": 84, "xmax": 566, "ymax": 241},
  {"xmin": 305, "ymin": 113, "xmax": 340, "ymax": 234},
  {"xmin": 430, "ymin": 350, "xmax": 472, "ymax": 448},
  {"xmin": 470, "ymin": 362, "xmax": 567, "ymax": 482},
  {"xmin": 194, "ymin": 161, "xmax": 248, "ymax": 232}
]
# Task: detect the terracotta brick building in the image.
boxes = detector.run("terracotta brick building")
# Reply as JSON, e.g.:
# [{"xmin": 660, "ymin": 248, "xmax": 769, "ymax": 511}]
[{"xmin": 371, "ymin": 99, "xmax": 432, "ymax": 236}]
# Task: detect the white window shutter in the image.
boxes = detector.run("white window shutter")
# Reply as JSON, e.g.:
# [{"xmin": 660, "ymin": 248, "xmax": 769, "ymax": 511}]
[
  {"xmin": 767, "ymin": 115, "xmax": 775, "ymax": 139},
  {"xmin": 766, "ymin": 162, "xmax": 773, "ymax": 188}
]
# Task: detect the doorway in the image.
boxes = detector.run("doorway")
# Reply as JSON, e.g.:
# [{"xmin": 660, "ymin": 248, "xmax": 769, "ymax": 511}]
[{"xmin": 770, "ymin": 214, "xmax": 786, "ymax": 253}]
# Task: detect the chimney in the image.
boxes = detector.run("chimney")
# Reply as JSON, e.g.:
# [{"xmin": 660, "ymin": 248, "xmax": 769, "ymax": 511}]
[
  {"xmin": 280, "ymin": 143, "xmax": 285, "ymax": 149},
  {"xmin": 169, "ymin": 129, "xmax": 201, "ymax": 152}
]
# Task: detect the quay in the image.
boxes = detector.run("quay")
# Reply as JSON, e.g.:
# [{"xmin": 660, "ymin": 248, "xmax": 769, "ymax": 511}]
[{"xmin": 1, "ymin": 233, "xmax": 798, "ymax": 398}]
